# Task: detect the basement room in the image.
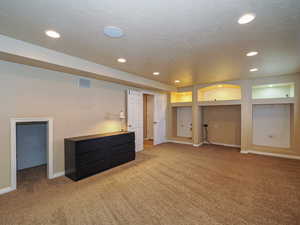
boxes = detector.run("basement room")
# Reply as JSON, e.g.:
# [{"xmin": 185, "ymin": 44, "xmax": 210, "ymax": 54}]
[{"xmin": 0, "ymin": 1, "xmax": 299, "ymax": 225}]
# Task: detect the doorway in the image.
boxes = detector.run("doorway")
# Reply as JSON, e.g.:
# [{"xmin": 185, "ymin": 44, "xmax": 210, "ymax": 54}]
[
  {"xmin": 143, "ymin": 94, "xmax": 154, "ymax": 149},
  {"xmin": 127, "ymin": 90, "xmax": 167, "ymax": 152},
  {"xmin": 10, "ymin": 118, "xmax": 54, "ymax": 191},
  {"xmin": 17, "ymin": 122, "xmax": 47, "ymax": 188}
]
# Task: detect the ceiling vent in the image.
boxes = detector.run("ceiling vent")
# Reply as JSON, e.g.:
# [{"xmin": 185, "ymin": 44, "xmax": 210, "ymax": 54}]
[
  {"xmin": 78, "ymin": 78, "xmax": 91, "ymax": 88},
  {"xmin": 103, "ymin": 26, "xmax": 124, "ymax": 38}
]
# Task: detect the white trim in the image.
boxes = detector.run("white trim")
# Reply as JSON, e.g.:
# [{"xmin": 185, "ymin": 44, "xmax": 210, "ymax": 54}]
[
  {"xmin": 0, "ymin": 186, "xmax": 16, "ymax": 195},
  {"xmin": 10, "ymin": 117, "xmax": 54, "ymax": 192},
  {"xmin": 198, "ymin": 100, "xmax": 242, "ymax": 106},
  {"xmin": 52, "ymin": 171, "xmax": 65, "ymax": 179},
  {"xmin": 205, "ymin": 141, "xmax": 241, "ymax": 148},
  {"xmin": 240, "ymin": 150, "xmax": 249, "ymax": 154},
  {"xmin": 193, "ymin": 143, "xmax": 203, "ymax": 147},
  {"xmin": 240, "ymin": 149, "xmax": 300, "ymax": 160},
  {"xmin": 167, "ymin": 140, "xmax": 193, "ymax": 145}
]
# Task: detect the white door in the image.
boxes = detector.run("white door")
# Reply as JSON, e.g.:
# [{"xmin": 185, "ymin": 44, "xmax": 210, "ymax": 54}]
[
  {"xmin": 177, "ymin": 107, "xmax": 192, "ymax": 138},
  {"xmin": 153, "ymin": 94, "xmax": 167, "ymax": 145},
  {"xmin": 127, "ymin": 90, "xmax": 143, "ymax": 152}
]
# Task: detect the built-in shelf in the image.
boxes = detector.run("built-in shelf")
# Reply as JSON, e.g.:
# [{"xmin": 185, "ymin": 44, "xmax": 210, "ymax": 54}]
[
  {"xmin": 251, "ymin": 98, "xmax": 295, "ymax": 105},
  {"xmin": 170, "ymin": 102, "xmax": 193, "ymax": 107},
  {"xmin": 198, "ymin": 84, "xmax": 241, "ymax": 102},
  {"xmin": 252, "ymin": 83, "xmax": 294, "ymax": 100},
  {"xmin": 198, "ymin": 100, "xmax": 241, "ymax": 106},
  {"xmin": 170, "ymin": 91, "xmax": 192, "ymax": 103}
]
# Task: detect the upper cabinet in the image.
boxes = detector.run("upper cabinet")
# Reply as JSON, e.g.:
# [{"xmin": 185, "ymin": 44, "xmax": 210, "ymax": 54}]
[
  {"xmin": 252, "ymin": 83, "xmax": 294, "ymax": 100},
  {"xmin": 170, "ymin": 91, "xmax": 192, "ymax": 104},
  {"xmin": 198, "ymin": 84, "xmax": 242, "ymax": 102}
]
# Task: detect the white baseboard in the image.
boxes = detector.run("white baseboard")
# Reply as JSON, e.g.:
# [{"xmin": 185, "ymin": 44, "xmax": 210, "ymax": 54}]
[
  {"xmin": 240, "ymin": 149, "xmax": 300, "ymax": 160},
  {"xmin": 193, "ymin": 143, "xmax": 203, "ymax": 147},
  {"xmin": 205, "ymin": 141, "xmax": 241, "ymax": 148},
  {"xmin": 0, "ymin": 186, "xmax": 15, "ymax": 195},
  {"xmin": 167, "ymin": 140, "xmax": 193, "ymax": 145},
  {"xmin": 51, "ymin": 171, "xmax": 65, "ymax": 179},
  {"xmin": 240, "ymin": 150, "xmax": 249, "ymax": 154}
]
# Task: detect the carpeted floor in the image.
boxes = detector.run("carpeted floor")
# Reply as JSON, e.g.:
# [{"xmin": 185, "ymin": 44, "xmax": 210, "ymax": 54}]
[{"xmin": 1, "ymin": 143, "xmax": 300, "ymax": 225}]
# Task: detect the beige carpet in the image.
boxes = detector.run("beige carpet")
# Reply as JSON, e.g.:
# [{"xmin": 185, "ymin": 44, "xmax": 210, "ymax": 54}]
[{"xmin": 1, "ymin": 143, "xmax": 300, "ymax": 225}]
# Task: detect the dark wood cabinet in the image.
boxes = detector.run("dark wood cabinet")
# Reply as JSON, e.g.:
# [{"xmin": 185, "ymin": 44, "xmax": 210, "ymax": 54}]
[{"xmin": 65, "ymin": 131, "xmax": 135, "ymax": 181}]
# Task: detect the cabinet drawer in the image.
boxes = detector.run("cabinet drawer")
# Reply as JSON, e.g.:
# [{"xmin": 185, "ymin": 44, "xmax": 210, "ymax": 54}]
[
  {"xmin": 76, "ymin": 160, "xmax": 108, "ymax": 179},
  {"xmin": 76, "ymin": 139, "xmax": 107, "ymax": 154},
  {"xmin": 110, "ymin": 151, "xmax": 135, "ymax": 168},
  {"xmin": 76, "ymin": 151, "xmax": 107, "ymax": 168},
  {"xmin": 107, "ymin": 133, "xmax": 134, "ymax": 146},
  {"xmin": 111, "ymin": 143, "xmax": 135, "ymax": 155}
]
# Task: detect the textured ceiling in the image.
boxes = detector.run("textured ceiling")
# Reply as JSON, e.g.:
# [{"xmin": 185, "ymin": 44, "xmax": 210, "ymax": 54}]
[{"xmin": 0, "ymin": 0, "xmax": 299, "ymax": 87}]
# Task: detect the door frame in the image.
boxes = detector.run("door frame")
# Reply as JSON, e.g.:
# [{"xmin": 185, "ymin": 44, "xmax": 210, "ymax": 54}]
[
  {"xmin": 142, "ymin": 93, "xmax": 155, "ymax": 141},
  {"xmin": 127, "ymin": 89, "xmax": 167, "ymax": 150},
  {"xmin": 140, "ymin": 90, "xmax": 166, "ymax": 146},
  {"xmin": 10, "ymin": 117, "xmax": 54, "ymax": 191}
]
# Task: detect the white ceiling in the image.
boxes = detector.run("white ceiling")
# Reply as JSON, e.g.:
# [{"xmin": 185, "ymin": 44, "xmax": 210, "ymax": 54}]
[{"xmin": 0, "ymin": 0, "xmax": 299, "ymax": 87}]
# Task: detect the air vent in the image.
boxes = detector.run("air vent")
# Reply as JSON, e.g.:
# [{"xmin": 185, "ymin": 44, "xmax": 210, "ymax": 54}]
[{"xmin": 78, "ymin": 78, "xmax": 91, "ymax": 88}]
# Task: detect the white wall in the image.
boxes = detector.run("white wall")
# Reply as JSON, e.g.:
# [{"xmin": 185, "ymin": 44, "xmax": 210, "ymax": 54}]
[
  {"xmin": 252, "ymin": 104, "xmax": 291, "ymax": 148},
  {"xmin": 16, "ymin": 122, "xmax": 47, "ymax": 170},
  {"xmin": 0, "ymin": 60, "xmax": 129, "ymax": 189}
]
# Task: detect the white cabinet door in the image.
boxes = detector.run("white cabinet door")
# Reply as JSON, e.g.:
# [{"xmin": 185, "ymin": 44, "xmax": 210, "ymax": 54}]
[
  {"xmin": 154, "ymin": 94, "xmax": 167, "ymax": 145},
  {"xmin": 127, "ymin": 90, "xmax": 143, "ymax": 152}
]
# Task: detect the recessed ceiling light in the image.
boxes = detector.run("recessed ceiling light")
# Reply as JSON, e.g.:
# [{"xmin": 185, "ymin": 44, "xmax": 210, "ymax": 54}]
[
  {"xmin": 246, "ymin": 51, "xmax": 258, "ymax": 57},
  {"xmin": 174, "ymin": 80, "xmax": 180, "ymax": 83},
  {"xmin": 45, "ymin": 30, "xmax": 60, "ymax": 38},
  {"xmin": 250, "ymin": 68, "xmax": 258, "ymax": 72},
  {"xmin": 153, "ymin": 72, "xmax": 160, "ymax": 76},
  {"xmin": 104, "ymin": 26, "xmax": 124, "ymax": 38},
  {"xmin": 117, "ymin": 58, "xmax": 127, "ymax": 63},
  {"xmin": 238, "ymin": 13, "xmax": 256, "ymax": 24}
]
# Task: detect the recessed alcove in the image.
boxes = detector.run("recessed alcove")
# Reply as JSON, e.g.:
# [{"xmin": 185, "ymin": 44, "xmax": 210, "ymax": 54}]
[
  {"xmin": 252, "ymin": 83, "xmax": 294, "ymax": 100},
  {"xmin": 252, "ymin": 103, "xmax": 294, "ymax": 149},
  {"xmin": 170, "ymin": 91, "xmax": 192, "ymax": 103},
  {"xmin": 170, "ymin": 106, "xmax": 193, "ymax": 142},
  {"xmin": 198, "ymin": 84, "xmax": 241, "ymax": 102},
  {"xmin": 200, "ymin": 105, "xmax": 241, "ymax": 147}
]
